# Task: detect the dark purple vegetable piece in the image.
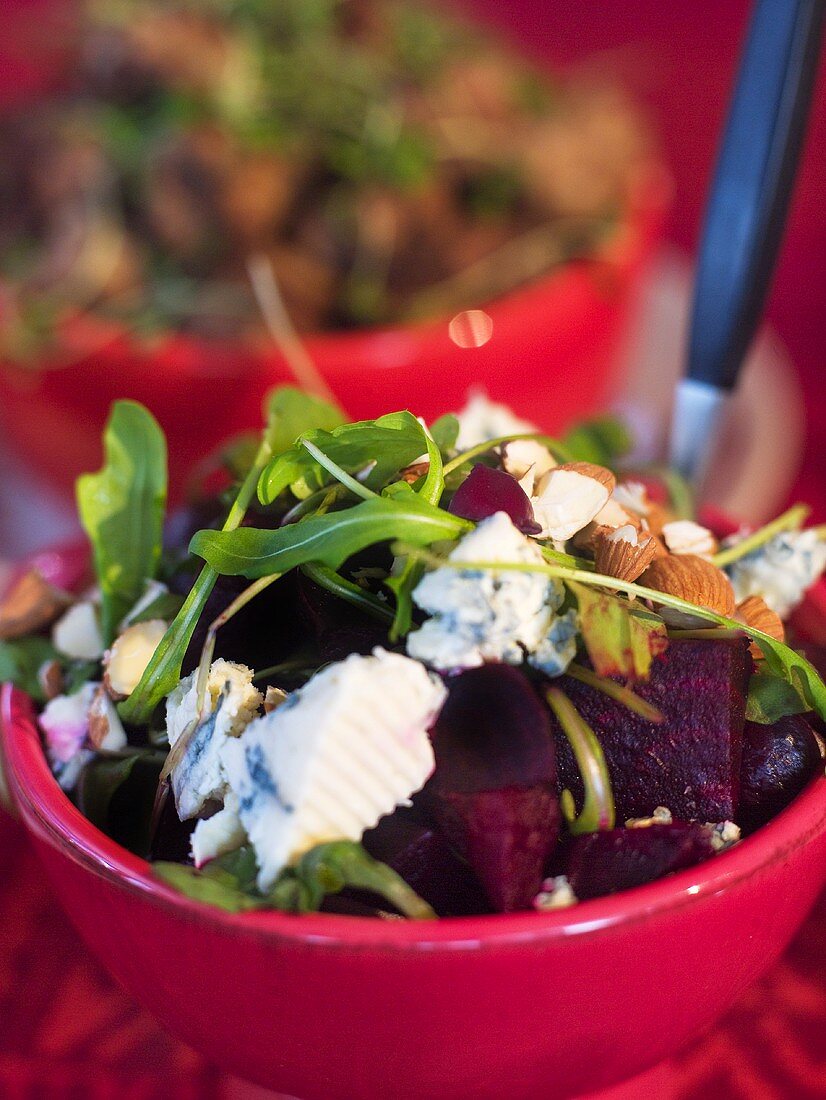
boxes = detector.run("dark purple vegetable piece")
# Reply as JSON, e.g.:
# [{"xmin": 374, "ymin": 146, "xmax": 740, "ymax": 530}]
[
  {"xmin": 424, "ymin": 665, "xmax": 560, "ymax": 912},
  {"xmin": 448, "ymin": 463, "xmax": 541, "ymax": 535},
  {"xmin": 362, "ymin": 806, "xmax": 492, "ymax": 916},
  {"xmin": 552, "ymin": 639, "xmax": 752, "ymax": 822},
  {"xmin": 295, "ymin": 571, "xmax": 390, "ymax": 662},
  {"xmin": 738, "ymin": 715, "xmax": 824, "ymax": 833},
  {"xmin": 564, "ymin": 823, "xmax": 717, "ymax": 901}
]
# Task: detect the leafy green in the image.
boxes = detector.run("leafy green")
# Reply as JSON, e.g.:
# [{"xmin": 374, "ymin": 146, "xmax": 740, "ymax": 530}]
[
  {"xmin": 257, "ymin": 411, "xmax": 437, "ymax": 504},
  {"xmin": 263, "ymin": 386, "xmax": 345, "ymax": 457},
  {"xmin": 745, "ymin": 665, "xmax": 812, "ymax": 724},
  {"xmin": 76, "ymin": 753, "xmax": 145, "ymax": 833},
  {"xmin": 568, "ymin": 581, "xmax": 668, "ymax": 681},
  {"xmin": 0, "ymin": 636, "xmax": 58, "ymax": 702},
  {"xmin": 76, "ymin": 401, "xmax": 167, "ymax": 645},
  {"xmin": 153, "ymin": 860, "xmax": 266, "ymax": 913},
  {"xmin": 268, "ymin": 841, "xmax": 436, "ymax": 918},
  {"xmin": 191, "ymin": 495, "xmax": 469, "ymax": 579},
  {"xmin": 123, "ymin": 590, "xmax": 185, "ymax": 627},
  {"xmin": 562, "ymin": 416, "xmax": 632, "ymax": 466},
  {"xmin": 429, "ymin": 414, "xmax": 460, "ymax": 455},
  {"xmin": 299, "ymin": 563, "xmax": 394, "ymax": 624},
  {"xmin": 546, "ymin": 688, "xmax": 615, "ymax": 834}
]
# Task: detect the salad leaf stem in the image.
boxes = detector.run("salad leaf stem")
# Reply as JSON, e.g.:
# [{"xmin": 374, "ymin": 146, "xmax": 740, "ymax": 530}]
[
  {"xmin": 442, "ymin": 432, "xmax": 573, "ymax": 476},
  {"xmin": 546, "ymin": 688, "xmax": 615, "ymax": 834},
  {"xmin": 300, "ymin": 563, "xmax": 394, "ymax": 623},
  {"xmin": 299, "ymin": 438, "xmax": 378, "ymax": 501},
  {"xmin": 712, "ymin": 503, "xmax": 810, "ymax": 568},
  {"xmin": 566, "ymin": 663, "xmax": 665, "ymax": 723}
]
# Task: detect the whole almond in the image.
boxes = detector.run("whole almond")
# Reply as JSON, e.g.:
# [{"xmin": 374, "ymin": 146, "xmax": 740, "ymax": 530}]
[
  {"xmin": 0, "ymin": 570, "xmax": 72, "ymax": 640},
  {"xmin": 594, "ymin": 525, "xmax": 659, "ymax": 582},
  {"xmin": 736, "ymin": 595, "xmax": 785, "ymax": 658},
  {"xmin": 640, "ymin": 554, "xmax": 736, "ymax": 618}
]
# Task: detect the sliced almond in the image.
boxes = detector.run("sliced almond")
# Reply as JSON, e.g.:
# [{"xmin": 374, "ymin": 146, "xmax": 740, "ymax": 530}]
[
  {"xmin": 88, "ymin": 685, "xmax": 128, "ymax": 751},
  {"xmin": 571, "ymin": 500, "xmax": 640, "ymax": 552},
  {"xmin": 640, "ymin": 554, "xmax": 736, "ymax": 623},
  {"xmin": 736, "ymin": 595, "xmax": 785, "ymax": 658},
  {"xmin": 0, "ymin": 570, "xmax": 72, "ymax": 640},
  {"xmin": 662, "ymin": 520, "xmax": 718, "ymax": 559},
  {"xmin": 594, "ymin": 524, "xmax": 659, "ymax": 582}
]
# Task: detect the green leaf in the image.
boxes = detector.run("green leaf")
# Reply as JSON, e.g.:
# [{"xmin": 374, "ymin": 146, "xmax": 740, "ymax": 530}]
[
  {"xmin": 569, "ymin": 581, "xmax": 668, "ymax": 680},
  {"xmin": 153, "ymin": 861, "xmax": 265, "ymax": 913},
  {"xmin": 191, "ymin": 495, "xmax": 469, "ymax": 579},
  {"xmin": 0, "ymin": 636, "xmax": 58, "ymax": 702},
  {"xmin": 429, "ymin": 414, "xmax": 459, "ymax": 455},
  {"xmin": 76, "ymin": 753, "xmax": 145, "ymax": 834},
  {"xmin": 76, "ymin": 401, "xmax": 167, "ymax": 644},
  {"xmin": 745, "ymin": 665, "xmax": 812, "ymax": 724},
  {"xmin": 262, "ymin": 385, "xmax": 345, "ymax": 456},
  {"xmin": 257, "ymin": 411, "xmax": 428, "ymax": 504},
  {"xmin": 269, "ymin": 841, "xmax": 436, "ymax": 918},
  {"xmin": 546, "ymin": 688, "xmax": 615, "ymax": 834},
  {"xmin": 562, "ymin": 416, "xmax": 632, "ymax": 466}
]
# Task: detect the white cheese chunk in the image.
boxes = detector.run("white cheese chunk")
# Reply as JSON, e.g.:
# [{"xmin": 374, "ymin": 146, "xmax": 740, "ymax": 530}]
[
  {"xmin": 167, "ymin": 659, "xmax": 262, "ymax": 820},
  {"xmin": 222, "ymin": 649, "xmax": 446, "ymax": 891},
  {"xmin": 407, "ymin": 512, "xmax": 563, "ymax": 672},
  {"xmin": 190, "ymin": 792, "xmax": 247, "ymax": 867},
  {"xmin": 52, "ymin": 601, "xmax": 104, "ymax": 660}
]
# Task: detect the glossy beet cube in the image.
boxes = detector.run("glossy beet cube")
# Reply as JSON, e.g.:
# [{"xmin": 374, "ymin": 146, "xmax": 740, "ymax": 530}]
[
  {"xmin": 739, "ymin": 715, "xmax": 824, "ymax": 833},
  {"xmin": 564, "ymin": 823, "xmax": 717, "ymax": 901},
  {"xmin": 424, "ymin": 664, "xmax": 560, "ymax": 912},
  {"xmin": 448, "ymin": 464, "xmax": 541, "ymax": 535},
  {"xmin": 553, "ymin": 639, "xmax": 752, "ymax": 822}
]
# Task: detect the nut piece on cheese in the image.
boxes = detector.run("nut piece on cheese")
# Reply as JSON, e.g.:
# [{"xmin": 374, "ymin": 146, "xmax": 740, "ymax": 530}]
[
  {"xmin": 222, "ymin": 648, "xmax": 447, "ymax": 891},
  {"xmin": 167, "ymin": 659, "xmax": 263, "ymax": 820}
]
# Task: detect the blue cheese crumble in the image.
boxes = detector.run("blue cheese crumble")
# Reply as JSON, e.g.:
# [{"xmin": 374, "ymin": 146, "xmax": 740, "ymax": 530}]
[
  {"xmin": 221, "ymin": 649, "xmax": 446, "ymax": 891},
  {"xmin": 726, "ymin": 529, "xmax": 826, "ymax": 618},
  {"xmin": 406, "ymin": 512, "xmax": 574, "ymax": 674}
]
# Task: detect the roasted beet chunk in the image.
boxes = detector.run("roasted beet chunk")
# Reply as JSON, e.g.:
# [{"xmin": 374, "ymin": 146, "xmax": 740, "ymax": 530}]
[
  {"xmin": 423, "ymin": 665, "xmax": 560, "ymax": 912},
  {"xmin": 739, "ymin": 715, "xmax": 824, "ymax": 833},
  {"xmin": 553, "ymin": 639, "xmax": 752, "ymax": 822},
  {"xmin": 564, "ymin": 823, "xmax": 717, "ymax": 900},
  {"xmin": 448, "ymin": 464, "xmax": 541, "ymax": 535},
  {"xmin": 362, "ymin": 806, "xmax": 491, "ymax": 916}
]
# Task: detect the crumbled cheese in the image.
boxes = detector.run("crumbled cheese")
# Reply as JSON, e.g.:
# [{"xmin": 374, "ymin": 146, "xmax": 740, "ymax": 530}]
[
  {"xmin": 222, "ymin": 649, "xmax": 446, "ymax": 891},
  {"xmin": 406, "ymin": 512, "xmax": 563, "ymax": 672},
  {"xmin": 534, "ymin": 875, "xmax": 578, "ymax": 911},
  {"xmin": 707, "ymin": 820, "xmax": 741, "ymax": 852},
  {"xmin": 190, "ymin": 792, "xmax": 247, "ymax": 868},
  {"xmin": 454, "ymin": 392, "xmax": 538, "ymax": 450},
  {"xmin": 531, "ymin": 468, "xmax": 610, "ymax": 541},
  {"xmin": 39, "ymin": 682, "xmax": 99, "ymax": 765},
  {"xmin": 52, "ymin": 601, "xmax": 104, "ymax": 660},
  {"xmin": 726, "ymin": 529, "xmax": 826, "ymax": 618},
  {"xmin": 167, "ymin": 660, "xmax": 262, "ymax": 820},
  {"xmin": 662, "ymin": 521, "xmax": 716, "ymax": 559},
  {"xmin": 626, "ymin": 806, "xmax": 673, "ymax": 828},
  {"xmin": 528, "ymin": 609, "xmax": 578, "ymax": 677},
  {"xmin": 104, "ymin": 619, "xmax": 167, "ymax": 698}
]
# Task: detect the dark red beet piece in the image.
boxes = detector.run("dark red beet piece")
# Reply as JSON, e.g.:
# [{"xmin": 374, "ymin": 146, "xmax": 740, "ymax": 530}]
[
  {"xmin": 552, "ymin": 639, "xmax": 752, "ymax": 822},
  {"xmin": 448, "ymin": 463, "xmax": 541, "ymax": 535},
  {"xmin": 739, "ymin": 715, "xmax": 824, "ymax": 833},
  {"xmin": 362, "ymin": 806, "xmax": 492, "ymax": 916},
  {"xmin": 424, "ymin": 665, "xmax": 560, "ymax": 912},
  {"xmin": 564, "ymin": 823, "xmax": 717, "ymax": 901},
  {"xmin": 295, "ymin": 571, "xmax": 390, "ymax": 662}
]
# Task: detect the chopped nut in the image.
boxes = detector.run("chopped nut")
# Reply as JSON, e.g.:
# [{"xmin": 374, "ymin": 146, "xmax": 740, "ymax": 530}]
[
  {"xmin": 37, "ymin": 659, "xmax": 65, "ymax": 701},
  {"xmin": 501, "ymin": 439, "xmax": 556, "ymax": 497},
  {"xmin": 662, "ymin": 521, "xmax": 717, "ymax": 559},
  {"xmin": 593, "ymin": 523, "xmax": 659, "ymax": 582},
  {"xmin": 104, "ymin": 619, "xmax": 168, "ymax": 699},
  {"xmin": 400, "ymin": 460, "xmax": 431, "ymax": 484},
  {"xmin": 627, "ymin": 806, "xmax": 673, "ymax": 828},
  {"xmin": 532, "ymin": 464, "xmax": 613, "ymax": 542},
  {"xmin": 264, "ymin": 686, "xmax": 290, "ymax": 713},
  {"xmin": 52, "ymin": 601, "xmax": 104, "ymax": 660},
  {"xmin": 0, "ymin": 570, "xmax": 72, "ymax": 640},
  {"xmin": 736, "ymin": 595, "xmax": 785, "ymax": 658},
  {"xmin": 87, "ymin": 685, "xmax": 128, "ymax": 751},
  {"xmin": 640, "ymin": 555, "xmax": 736, "ymax": 625},
  {"xmin": 571, "ymin": 499, "xmax": 639, "ymax": 551}
]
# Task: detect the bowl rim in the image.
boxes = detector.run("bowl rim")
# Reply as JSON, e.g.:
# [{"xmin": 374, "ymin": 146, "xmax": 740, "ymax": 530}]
[{"xmin": 3, "ymin": 679, "xmax": 825, "ymax": 953}]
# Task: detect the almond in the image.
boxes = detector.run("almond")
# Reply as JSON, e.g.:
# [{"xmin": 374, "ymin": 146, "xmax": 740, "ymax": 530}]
[
  {"xmin": 736, "ymin": 595, "xmax": 785, "ymax": 658},
  {"xmin": 0, "ymin": 570, "xmax": 72, "ymax": 640},
  {"xmin": 532, "ymin": 464, "xmax": 613, "ymax": 541},
  {"xmin": 640, "ymin": 554, "xmax": 736, "ymax": 623},
  {"xmin": 662, "ymin": 520, "xmax": 717, "ymax": 559},
  {"xmin": 571, "ymin": 500, "xmax": 640, "ymax": 552},
  {"xmin": 594, "ymin": 524, "xmax": 659, "ymax": 582},
  {"xmin": 556, "ymin": 461, "xmax": 617, "ymax": 494},
  {"xmin": 264, "ymin": 685, "xmax": 290, "ymax": 713},
  {"xmin": 87, "ymin": 685, "xmax": 128, "ymax": 751},
  {"xmin": 643, "ymin": 502, "xmax": 671, "ymax": 538}
]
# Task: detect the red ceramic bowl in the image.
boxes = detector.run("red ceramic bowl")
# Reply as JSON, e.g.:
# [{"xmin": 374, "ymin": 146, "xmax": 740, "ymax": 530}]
[
  {"xmin": 2, "ymin": 557, "xmax": 825, "ymax": 1098},
  {"xmin": 0, "ymin": 164, "xmax": 668, "ymax": 504}
]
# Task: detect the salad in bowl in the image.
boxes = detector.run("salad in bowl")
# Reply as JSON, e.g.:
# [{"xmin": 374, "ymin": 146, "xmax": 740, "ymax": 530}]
[{"xmin": 1, "ymin": 387, "xmax": 824, "ymax": 921}]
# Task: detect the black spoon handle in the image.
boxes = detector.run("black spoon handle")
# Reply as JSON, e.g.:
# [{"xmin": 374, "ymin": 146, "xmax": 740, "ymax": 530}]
[{"xmin": 686, "ymin": 0, "xmax": 825, "ymax": 392}]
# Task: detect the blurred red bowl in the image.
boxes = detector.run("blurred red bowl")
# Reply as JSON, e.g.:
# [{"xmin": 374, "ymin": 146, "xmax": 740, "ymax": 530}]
[
  {"xmin": 0, "ymin": 164, "xmax": 668, "ymax": 503},
  {"xmin": 1, "ymin": 540, "xmax": 825, "ymax": 1099}
]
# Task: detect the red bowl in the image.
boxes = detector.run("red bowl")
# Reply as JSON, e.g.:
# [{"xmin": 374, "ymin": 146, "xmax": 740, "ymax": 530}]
[
  {"xmin": 2, "ymin": 575, "xmax": 825, "ymax": 1098},
  {"xmin": 0, "ymin": 164, "xmax": 668, "ymax": 503}
]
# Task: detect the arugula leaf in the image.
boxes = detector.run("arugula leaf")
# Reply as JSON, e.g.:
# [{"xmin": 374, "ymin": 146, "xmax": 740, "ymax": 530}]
[
  {"xmin": 546, "ymin": 689, "xmax": 615, "ymax": 834},
  {"xmin": 429, "ymin": 413, "xmax": 459, "ymax": 455},
  {"xmin": 0, "ymin": 636, "xmax": 58, "ymax": 702},
  {"xmin": 191, "ymin": 495, "xmax": 469, "ymax": 579},
  {"xmin": 269, "ymin": 841, "xmax": 436, "ymax": 918},
  {"xmin": 76, "ymin": 401, "xmax": 167, "ymax": 645},
  {"xmin": 257, "ymin": 411, "xmax": 428, "ymax": 504},
  {"xmin": 562, "ymin": 416, "xmax": 632, "ymax": 466},
  {"xmin": 263, "ymin": 385, "xmax": 345, "ymax": 456},
  {"xmin": 569, "ymin": 581, "xmax": 668, "ymax": 680},
  {"xmin": 153, "ymin": 861, "xmax": 266, "ymax": 913},
  {"xmin": 745, "ymin": 665, "xmax": 813, "ymax": 724}
]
